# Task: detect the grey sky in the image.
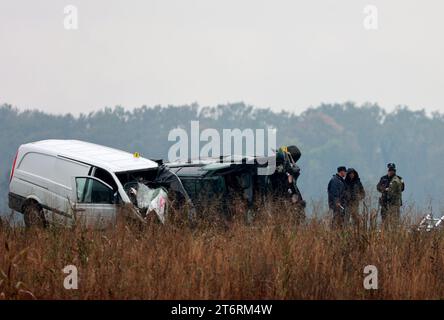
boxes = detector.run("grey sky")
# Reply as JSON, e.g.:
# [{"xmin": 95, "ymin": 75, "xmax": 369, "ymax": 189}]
[{"xmin": 1, "ymin": 0, "xmax": 443, "ymax": 114}]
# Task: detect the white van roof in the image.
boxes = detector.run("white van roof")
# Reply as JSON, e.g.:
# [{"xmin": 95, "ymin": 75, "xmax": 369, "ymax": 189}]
[{"xmin": 22, "ymin": 140, "xmax": 158, "ymax": 172}]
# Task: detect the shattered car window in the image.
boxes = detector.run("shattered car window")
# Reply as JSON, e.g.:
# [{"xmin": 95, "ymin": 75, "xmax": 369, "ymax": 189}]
[
  {"xmin": 124, "ymin": 181, "xmax": 168, "ymax": 223},
  {"xmin": 136, "ymin": 182, "xmax": 158, "ymax": 209}
]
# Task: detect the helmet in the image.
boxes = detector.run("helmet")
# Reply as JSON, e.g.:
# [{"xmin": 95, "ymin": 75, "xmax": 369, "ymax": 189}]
[{"xmin": 387, "ymin": 163, "xmax": 396, "ymax": 171}]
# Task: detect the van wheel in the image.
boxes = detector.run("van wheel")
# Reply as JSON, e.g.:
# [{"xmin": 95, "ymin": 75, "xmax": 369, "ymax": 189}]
[{"xmin": 23, "ymin": 202, "xmax": 47, "ymax": 228}]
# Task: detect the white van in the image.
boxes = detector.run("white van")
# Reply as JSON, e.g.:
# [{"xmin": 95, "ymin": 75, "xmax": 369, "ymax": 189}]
[{"xmin": 8, "ymin": 140, "xmax": 165, "ymax": 227}]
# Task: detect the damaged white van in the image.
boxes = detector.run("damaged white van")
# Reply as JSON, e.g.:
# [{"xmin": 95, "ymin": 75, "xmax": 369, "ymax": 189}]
[{"xmin": 8, "ymin": 140, "xmax": 191, "ymax": 228}]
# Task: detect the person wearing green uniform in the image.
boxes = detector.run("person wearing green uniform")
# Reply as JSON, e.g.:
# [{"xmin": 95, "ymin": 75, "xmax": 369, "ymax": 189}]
[{"xmin": 377, "ymin": 163, "xmax": 404, "ymax": 225}]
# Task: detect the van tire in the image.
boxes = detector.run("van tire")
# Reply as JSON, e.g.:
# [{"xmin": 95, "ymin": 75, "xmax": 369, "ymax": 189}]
[{"xmin": 23, "ymin": 201, "xmax": 47, "ymax": 228}]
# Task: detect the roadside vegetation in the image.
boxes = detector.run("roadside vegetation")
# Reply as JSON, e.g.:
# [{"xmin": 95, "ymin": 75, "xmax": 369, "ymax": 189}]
[{"xmin": 1, "ymin": 204, "xmax": 443, "ymax": 300}]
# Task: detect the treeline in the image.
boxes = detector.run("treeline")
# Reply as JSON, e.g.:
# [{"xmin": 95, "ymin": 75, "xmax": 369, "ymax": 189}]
[{"xmin": 1, "ymin": 102, "xmax": 443, "ymax": 214}]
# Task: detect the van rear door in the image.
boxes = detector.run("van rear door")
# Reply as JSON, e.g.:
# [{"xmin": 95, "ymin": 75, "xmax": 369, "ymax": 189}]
[{"xmin": 71, "ymin": 176, "xmax": 118, "ymax": 228}]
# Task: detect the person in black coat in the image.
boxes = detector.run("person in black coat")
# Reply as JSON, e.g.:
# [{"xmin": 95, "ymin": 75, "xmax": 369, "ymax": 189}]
[
  {"xmin": 344, "ymin": 168, "xmax": 365, "ymax": 226},
  {"xmin": 327, "ymin": 166, "xmax": 347, "ymax": 228}
]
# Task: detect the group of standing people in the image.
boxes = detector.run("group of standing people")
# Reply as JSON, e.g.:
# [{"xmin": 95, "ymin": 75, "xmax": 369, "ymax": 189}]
[{"xmin": 327, "ymin": 163, "xmax": 404, "ymax": 227}]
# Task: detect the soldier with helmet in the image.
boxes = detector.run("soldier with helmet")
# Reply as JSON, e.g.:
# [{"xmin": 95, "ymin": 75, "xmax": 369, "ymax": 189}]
[
  {"xmin": 377, "ymin": 163, "xmax": 405, "ymax": 225},
  {"xmin": 268, "ymin": 145, "xmax": 306, "ymax": 222}
]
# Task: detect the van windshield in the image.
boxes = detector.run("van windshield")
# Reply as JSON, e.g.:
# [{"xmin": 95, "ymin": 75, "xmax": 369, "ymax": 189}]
[
  {"xmin": 116, "ymin": 168, "xmax": 169, "ymax": 216},
  {"xmin": 115, "ymin": 169, "xmax": 158, "ymax": 188},
  {"xmin": 116, "ymin": 167, "xmax": 194, "ymax": 218}
]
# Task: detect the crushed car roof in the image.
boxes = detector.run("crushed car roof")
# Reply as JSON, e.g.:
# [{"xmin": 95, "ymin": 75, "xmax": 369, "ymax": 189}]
[{"xmin": 166, "ymin": 155, "xmax": 275, "ymax": 177}]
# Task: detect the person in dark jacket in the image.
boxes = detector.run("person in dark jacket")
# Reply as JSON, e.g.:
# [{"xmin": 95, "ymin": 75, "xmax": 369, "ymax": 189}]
[
  {"xmin": 344, "ymin": 168, "xmax": 365, "ymax": 226},
  {"xmin": 269, "ymin": 146, "xmax": 306, "ymax": 222},
  {"xmin": 377, "ymin": 163, "xmax": 404, "ymax": 226},
  {"xmin": 328, "ymin": 166, "xmax": 347, "ymax": 228}
]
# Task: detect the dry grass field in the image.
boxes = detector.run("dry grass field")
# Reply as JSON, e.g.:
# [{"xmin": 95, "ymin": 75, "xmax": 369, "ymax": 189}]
[{"xmin": 1, "ymin": 203, "xmax": 444, "ymax": 300}]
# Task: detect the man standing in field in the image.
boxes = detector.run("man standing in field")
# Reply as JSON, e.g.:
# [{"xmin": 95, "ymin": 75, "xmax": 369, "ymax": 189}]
[
  {"xmin": 328, "ymin": 166, "xmax": 347, "ymax": 228},
  {"xmin": 377, "ymin": 163, "xmax": 404, "ymax": 226}
]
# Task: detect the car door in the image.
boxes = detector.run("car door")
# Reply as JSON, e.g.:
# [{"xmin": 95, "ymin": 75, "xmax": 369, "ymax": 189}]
[{"xmin": 71, "ymin": 176, "xmax": 118, "ymax": 228}]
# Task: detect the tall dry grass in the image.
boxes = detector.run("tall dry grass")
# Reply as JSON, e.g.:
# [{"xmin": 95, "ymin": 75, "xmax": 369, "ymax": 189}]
[{"xmin": 1, "ymin": 203, "xmax": 444, "ymax": 300}]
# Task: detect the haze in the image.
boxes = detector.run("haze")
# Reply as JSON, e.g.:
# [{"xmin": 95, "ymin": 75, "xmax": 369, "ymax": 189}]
[{"xmin": 1, "ymin": 0, "xmax": 443, "ymax": 114}]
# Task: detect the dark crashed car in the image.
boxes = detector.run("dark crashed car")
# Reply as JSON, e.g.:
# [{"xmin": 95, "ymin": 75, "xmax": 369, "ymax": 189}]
[{"xmin": 166, "ymin": 150, "xmax": 305, "ymax": 221}]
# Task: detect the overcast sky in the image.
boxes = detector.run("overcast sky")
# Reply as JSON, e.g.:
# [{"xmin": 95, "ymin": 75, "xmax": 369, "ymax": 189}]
[{"xmin": 1, "ymin": 0, "xmax": 443, "ymax": 115}]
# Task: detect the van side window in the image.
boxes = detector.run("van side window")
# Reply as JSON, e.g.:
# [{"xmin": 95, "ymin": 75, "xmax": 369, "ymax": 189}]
[
  {"xmin": 18, "ymin": 152, "xmax": 56, "ymax": 180},
  {"xmin": 54, "ymin": 158, "xmax": 90, "ymax": 186},
  {"xmin": 76, "ymin": 177, "xmax": 114, "ymax": 204},
  {"xmin": 93, "ymin": 168, "xmax": 118, "ymax": 191}
]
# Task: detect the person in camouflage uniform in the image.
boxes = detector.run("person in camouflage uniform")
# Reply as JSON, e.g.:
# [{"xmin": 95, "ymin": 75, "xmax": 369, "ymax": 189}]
[
  {"xmin": 377, "ymin": 163, "xmax": 404, "ymax": 225},
  {"xmin": 269, "ymin": 146, "xmax": 306, "ymax": 222}
]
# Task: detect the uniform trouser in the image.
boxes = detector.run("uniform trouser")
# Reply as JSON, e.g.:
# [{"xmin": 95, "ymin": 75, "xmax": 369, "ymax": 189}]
[{"xmin": 381, "ymin": 205, "xmax": 401, "ymax": 225}]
